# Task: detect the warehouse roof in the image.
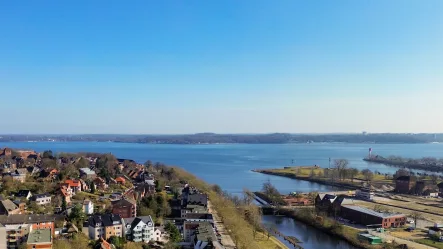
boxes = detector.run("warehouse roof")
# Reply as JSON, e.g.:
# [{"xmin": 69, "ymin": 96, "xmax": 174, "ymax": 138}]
[{"xmin": 342, "ymin": 205, "xmax": 405, "ymax": 219}]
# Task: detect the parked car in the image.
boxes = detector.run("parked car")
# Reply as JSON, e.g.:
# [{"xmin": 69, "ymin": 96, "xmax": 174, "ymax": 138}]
[{"xmin": 405, "ymin": 227, "xmax": 415, "ymax": 232}]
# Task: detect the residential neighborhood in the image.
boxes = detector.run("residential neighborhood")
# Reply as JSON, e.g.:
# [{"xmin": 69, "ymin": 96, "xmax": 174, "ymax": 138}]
[{"xmin": 0, "ymin": 148, "xmax": 225, "ymax": 249}]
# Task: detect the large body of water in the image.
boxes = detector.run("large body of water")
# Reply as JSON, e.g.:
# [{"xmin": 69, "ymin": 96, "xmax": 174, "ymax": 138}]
[
  {"xmin": 2, "ymin": 142, "xmax": 443, "ymax": 249},
  {"xmin": 2, "ymin": 142, "xmax": 443, "ymax": 194}
]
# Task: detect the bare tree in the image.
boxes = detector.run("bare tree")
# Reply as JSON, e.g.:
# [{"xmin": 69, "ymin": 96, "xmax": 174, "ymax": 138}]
[
  {"xmin": 348, "ymin": 168, "xmax": 359, "ymax": 182},
  {"xmin": 324, "ymin": 168, "xmax": 330, "ymax": 178},
  {"xmin": 244, "ymin": 204, "xmax": 262, "ymax": 238},
  {"xmin": 334, "ymin": 159, "xmax": 349, "ymax": 181},
  {"xmin": 262, "ymin": 181, "xmax": 282, "ymax": 205},
  {"xmin": 409, "ymin": 211, "xmax": 423, "ymax": 228},
  {"xmin": 430, "ymin": 174, "xmax": 439, "ymax": 185},
  {"xmin": 361, "ymin": 169, "xmax": 374, "ymax": 182},
  {"xmin": 243, "ymin": 188, "xmax": 255, "ymax": 205}
]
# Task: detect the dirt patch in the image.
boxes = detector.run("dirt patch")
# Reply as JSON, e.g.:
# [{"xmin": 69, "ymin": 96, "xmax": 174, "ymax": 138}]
[{"xmin": 390, "ymin": 230, "xmax": 427, "ymax": 240}]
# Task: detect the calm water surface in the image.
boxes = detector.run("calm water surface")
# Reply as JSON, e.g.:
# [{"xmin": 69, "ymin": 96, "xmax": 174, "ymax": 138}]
[
  {"xmin": 262, "ymin": 215, "xmax": 359, "ymax": 249},
  {"xmin": 2, "ymin": 142, "xmax": 442, "ymax": 194},
  {"xmin": 2, "ymin": 142, "xmax": 442, "ymax": 249}
]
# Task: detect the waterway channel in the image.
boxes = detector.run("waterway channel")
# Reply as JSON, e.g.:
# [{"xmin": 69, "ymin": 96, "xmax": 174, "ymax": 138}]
[{"xmin": 262, "ymin": 215, "xmax": 359, "ymax": 249}]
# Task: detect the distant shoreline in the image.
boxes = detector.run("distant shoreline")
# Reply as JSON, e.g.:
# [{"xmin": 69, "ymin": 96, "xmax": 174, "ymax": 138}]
[
  {"xmin": 1, "ymin": 133, "xmax": 442, "ymax": 144},
  {"xmin": 364, "ymin": 156, "xmax": 443, "ymax": 173}
]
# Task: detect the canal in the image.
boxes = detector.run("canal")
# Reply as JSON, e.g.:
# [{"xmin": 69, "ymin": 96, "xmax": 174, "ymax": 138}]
[{"xmin": 262, "ymin": 215, "xmax": 360, "ymax": 249}]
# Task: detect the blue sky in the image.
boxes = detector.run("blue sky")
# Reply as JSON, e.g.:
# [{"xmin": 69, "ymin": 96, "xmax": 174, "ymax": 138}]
[{"xmin": 1, "ymin": 1, "xmax": 442, "ymax": 134}]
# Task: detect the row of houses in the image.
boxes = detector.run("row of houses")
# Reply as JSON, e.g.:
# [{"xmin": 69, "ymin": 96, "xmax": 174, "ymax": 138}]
[
  {"xmin": 315, "ymin": 194, "xmax": 407, "ymax": 228},
  {"xmin": 173, "ymin": 186, "xmax": 224, "ymax": 248},
  {"xmin": 86, "ymin": 214, "xmax": 167, "ymax": 243}
]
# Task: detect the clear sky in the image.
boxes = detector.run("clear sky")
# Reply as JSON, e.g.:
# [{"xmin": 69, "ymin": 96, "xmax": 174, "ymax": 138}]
[{"xmin": 1, "ymin": 1, "xmax": 442, "ymax": 134}]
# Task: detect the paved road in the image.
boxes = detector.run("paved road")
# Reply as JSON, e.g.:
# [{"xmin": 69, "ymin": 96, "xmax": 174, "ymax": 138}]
[
  {"xmin": 208, "ymin": 201, "xmax": 236, "ymax": 249},
  {"xmin": 369, "ymin": 230, "xmax": 437, "ymax": 249}
]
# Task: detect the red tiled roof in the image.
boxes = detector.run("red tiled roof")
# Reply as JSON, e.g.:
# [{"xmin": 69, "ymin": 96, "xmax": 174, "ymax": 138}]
[
  {"xmin": 100, "ymin": 238, "xmax": 113, "ymax": 249},
  {"xmin": 64, "ymin": 179, "xmax": 81, "ymax": 188},
  {"xmin": 115, "ymin": 177, "xmax": 125, "ymax": 182}
]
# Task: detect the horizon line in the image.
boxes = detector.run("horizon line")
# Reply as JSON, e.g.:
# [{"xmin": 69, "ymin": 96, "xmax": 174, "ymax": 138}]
[{"xmin": 0, "ymin": 132, "xmax": 442, "ymax": 136}]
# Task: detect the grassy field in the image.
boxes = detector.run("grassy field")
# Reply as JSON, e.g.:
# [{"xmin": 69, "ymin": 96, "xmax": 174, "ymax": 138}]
[
  {"xmin": 262, "ymin": 166, "xmax": 392, "ymax": 187},
  {"xmin": 255, "ymin": 232, "xmax": 290, "ymax": 249},
  {"xmin": 375, "ymin": 198, "xmax": 443, "ymax": 216},
  {"xmin": 390, "ymin": 230, "xmax": 427, "ymax": 239},
  {"xmin": 415, "ymin": 239, "xmax": 443, "ymax": 249}
]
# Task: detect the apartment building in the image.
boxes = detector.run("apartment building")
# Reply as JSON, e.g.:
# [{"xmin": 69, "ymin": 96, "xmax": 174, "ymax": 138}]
[
  {"xmin": 0, "ymin": 214, "xmax": 56, "ymax": 249},
  {"xmin": 26, "ymin": 229, "xmax": 52, "ymax": 249},
  {"xmin": 123, "ymin": 216, "xmax": 155, "ymax": 243},
  {"xmin": 112, "ymin": 199, "xmax": 136, "ymax": 218},
  {"xmin": 88, "ymin": 214, "xmax": 123, "ymax": 240}
]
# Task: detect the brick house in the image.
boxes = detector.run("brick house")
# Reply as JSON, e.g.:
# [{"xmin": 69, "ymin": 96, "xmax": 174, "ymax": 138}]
[
  {"xmin": 340, "ymin": 205, "xmax": 406, "ymax": 228},
  {"xmin": 282, "ymin": 196, "xmax": 312, "ymax": 206},
  {"xmin": 0, "ymin": 214, "xmax": 56, "ymax": 237},
  {"xmin": 94, "ymin": 177, "xmax": 108, "ymax": 190},
  {"xmin": 112, "ymin": 198, "xmax": 137, "ymax": 218}
]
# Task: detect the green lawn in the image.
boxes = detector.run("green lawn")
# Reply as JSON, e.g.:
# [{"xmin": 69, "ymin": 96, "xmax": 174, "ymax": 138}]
[
  {"xmin": 267, "ymin": 166, "xmax": 391, "ymax": 186},
  {"xmin": 415, "ymin": 239, "xmax": 443, "ymax": 249}
]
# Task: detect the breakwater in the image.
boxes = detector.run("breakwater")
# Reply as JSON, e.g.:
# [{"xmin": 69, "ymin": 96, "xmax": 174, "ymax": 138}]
[
  {"xmin": 252, "ymin": 169, "xmax": 357, "ymax": 190},
  {"xmin": 363, "ymin": 157, "xmax": 443, "ymax": 173}
]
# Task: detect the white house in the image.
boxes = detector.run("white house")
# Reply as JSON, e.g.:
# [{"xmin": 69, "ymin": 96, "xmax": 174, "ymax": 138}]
[
  {"xmin": 123, "ymin": 216, "xmax": 155, "ymax": 243},
  {"xmin": 83, "ymin": 199, "xmax": 94, "ymax": 215},
  {"xmin": 32, "ymin": 193, "xmax": 51, "ymax": 205},
  {"xmin": 154, "ymin": 227, "xmax": 168, "ymax": 243}
]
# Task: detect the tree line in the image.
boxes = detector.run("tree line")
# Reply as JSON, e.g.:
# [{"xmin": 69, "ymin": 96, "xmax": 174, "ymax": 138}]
[
  {"xmin": 2, "ymin": 133, "xmax": 443, "ymax": 144},
  {"xmin": 366, "ymin": 154, "xmax": 443, "ymax": 173}
]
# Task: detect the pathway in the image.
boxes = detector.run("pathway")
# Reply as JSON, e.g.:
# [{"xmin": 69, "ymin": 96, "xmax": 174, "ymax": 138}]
[{"xmin": 208, "ymin": 200, "xmax": 236, "ymax": 249}]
